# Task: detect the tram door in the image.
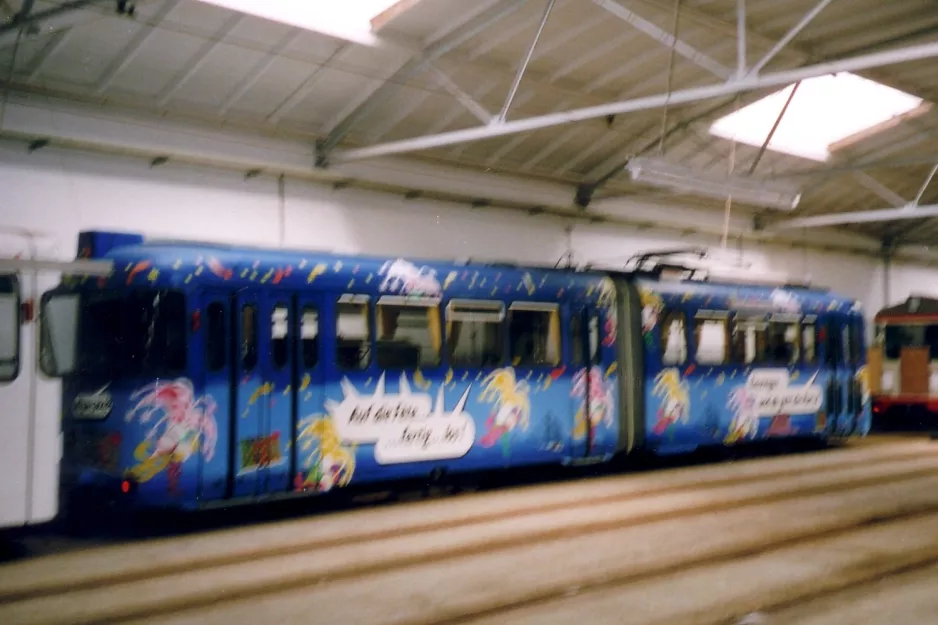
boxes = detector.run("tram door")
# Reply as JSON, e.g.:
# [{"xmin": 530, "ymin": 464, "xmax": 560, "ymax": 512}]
[
  {"xmin": 199, "ymin": 290, "xmax": 232, "ymax": 501},
  {"xmin": 231, "ymin": 290, "xmax": 295, "ymax": 498},
  {"xmin": 569, "ymin": 305, "xmax": 602, "ymax": 458}
]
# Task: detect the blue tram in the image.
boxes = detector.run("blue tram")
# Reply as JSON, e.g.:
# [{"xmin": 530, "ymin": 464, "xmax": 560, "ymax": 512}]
[{"xmin": 39, "ymin": 232, "xmax": 871, "ymax": 512}]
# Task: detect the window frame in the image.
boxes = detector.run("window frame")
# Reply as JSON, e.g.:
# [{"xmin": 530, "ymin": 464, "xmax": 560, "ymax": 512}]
[
  {"xmin": 335, "ymin": 293, "xmax": 372, "ymax": 371},
  {"xmin": 300, "ymin": 303, "xmax": 320, "ymax": 371},
  {"xmin": 270, "ymin": 300, "xmax": 290, "ymax": 371},
  {"xmin": 444, "ymin": 299, "xmax": 505, "ymax": 369},
  {"xmin": 375, "ymin": 295, "xmax": 443, "ymax": 370},
  {"xmin": 802, "ymin": 315, "xmax": 818, "ymax": 365},
  {"xmin": 766, "ymin": 313, "xmax": 801, "ymax": 366},
  {"xmin": 240, "ymin": 301, "xmax": 259, "ymax": 372},
  {"xmin": 205, "ymin": 300, "xmax": 227, "ymax": 373},
  {"xmin": 692, "ymin": 310, "xmax": 730, "ymax": 366},
  {"xmin": 659, "ymin": 308, "xmax": 688, "ymax": 366},
  {"xmin": 0, "ymin": 273, "xmax": 20, "ymax": 382},
  {"xmin": 506, "ymin": 301, "xmax": 562, "ymax": 368}
]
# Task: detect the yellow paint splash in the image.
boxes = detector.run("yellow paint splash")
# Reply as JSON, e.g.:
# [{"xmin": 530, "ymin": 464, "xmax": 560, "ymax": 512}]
[
  {"xmin": 307, "ymin": 263, "xmax": 327, "ymax": 284},
  {"xmin": 413, "ymin": 369, "xmax": 431, "ymax": 390},
  {"xmin": 248, "ymin": 382, "xmax": 275, "ymax": 406}
]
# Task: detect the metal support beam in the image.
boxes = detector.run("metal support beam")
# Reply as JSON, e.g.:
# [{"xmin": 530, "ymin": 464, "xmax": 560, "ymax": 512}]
[
  {"xmin": 747, "ymin": 80, "xmax": 799, "ymax": 175},
  {"xmin": 774, "ymin": 166, "xmax": 938, "ymax": 230},
  {"xmin": 736, "ymin": 0, "xmax": 746, "ymax": 78},
  {"xmin": 317, "ymin": 0, "xmax": 529, "ymax": 160},
  {"xmin": 429, "ymin": 64, "xmax": 493, "ymax": 124},
  {"xmin": 497, "ymin": 0, "xmax": 555, "ymax": 122},
  {"xmin": 771, "ymin": 204, "xmax": 938, "ymax": 229},
  {"xmin": 0, "ymin": 0, "xmax": 97, "ymax": 36},
  {"xmin": 329, "ymin": 39, "xmax": 938, "ymax": 163},
  {"xmin": 591, "ymin": 0, "xmax": 732, "ymax": 80},
  {"xmin": 747, "ymin": 0, "xmax": 836, "ymax": 75},
  {"xmin": 853, "ymin": 172, "xmax": 907, "ymax": 208},
  {"xmin": 912, "ymin": 163, "xmax": 938, "ymax": 207}
]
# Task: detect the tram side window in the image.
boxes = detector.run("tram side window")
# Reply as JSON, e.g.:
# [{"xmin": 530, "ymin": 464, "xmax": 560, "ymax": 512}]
[
  {"xmin": 206, "ymin": 301, "xmax": 226, "ymax": 372},
  {"xmin": 731, "ymin": 317, "xmax": 767, "ymax": 365},
  {"xmin": 446, "ymin": 300, "xmax": 504, "ymax": 368},
  {"xmin": 271, "ymin": 303, "xmax": 289, "ymax": 370},
  {"xmin": 824, "ymin": 321, "xmax": 842, "ymax": 366},
  {"xmin": 508, "ymin": 304, "xmax": 560, "ymax": 367},
  {"xmin": 767, "ymin": 320, "xmax": 800, "ymax": 365},
  {"xmin": 660, "ymin": 310, "xmax": 687, "ymax": 366},
  {"xmin": 0, "ymin": 275, "xmax": 18, "ymax": 381},
  {"xmin": 588, "ymin": 314, "xmax": 601, "ymax": 365},
  {"xmin": 336, "ymin": 296, "xmax": 371, "ymax": 370},
  {"xmin": 693, "ymin": 315, "xmax": 728, "ymax": 365},
  {"xmin": 376, "ymin": 298, "xmax": 441, "ymax": 369},
  {"xmin": 802, "ymin": 320, "xmax": 817, "ymax": 364},
  {"xmin": 124, "ymin": 290, "xmax": 187, "ymax": 376},
  {"xmin": 301, "ymin": 306, "xmax": 319, "ymax": 369},
  {"xmin": 241, "ymin": 303, "xmax": 258, "ymax": 371},
  {"xmin": 570, "ymin": 313, "xmax": 584, "ymax": 366}
]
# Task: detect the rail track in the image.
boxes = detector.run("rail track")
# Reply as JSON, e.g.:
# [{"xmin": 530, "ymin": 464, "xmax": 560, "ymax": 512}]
[{"xmin": 1, "ymin": 438, "xmax": 937, "ymax": 625}]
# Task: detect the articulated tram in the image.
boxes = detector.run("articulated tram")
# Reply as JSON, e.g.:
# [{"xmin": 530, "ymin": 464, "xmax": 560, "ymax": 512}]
[{"xmin": 38, "ymin": 232, "xmax": 871, "ymax": 515}]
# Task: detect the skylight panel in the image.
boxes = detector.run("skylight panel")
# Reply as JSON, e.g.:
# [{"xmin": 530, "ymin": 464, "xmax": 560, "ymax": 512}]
[
  {"xmin": 196, "ymin": 0, "xmax": 405, "ymax": 45},
  {"xmin": 709, "ymin": 72, "xmax": 925, "ymax": 162}
]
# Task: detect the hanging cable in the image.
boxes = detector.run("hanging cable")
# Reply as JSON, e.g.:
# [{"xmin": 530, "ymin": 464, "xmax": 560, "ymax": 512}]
[
  {"xmin": 657, "ymin": 0, "xmax": 682, "ymax": 156},
  {"xmin": 721, "ymin": 96, "xmax": 740, "ymax": 249}
]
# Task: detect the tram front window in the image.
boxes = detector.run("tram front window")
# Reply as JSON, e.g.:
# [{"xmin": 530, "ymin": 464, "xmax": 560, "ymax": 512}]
[
  {"xmin": 883, "ymin": 324, "xmax": 925, "ymax": 360},
  {"xmin": 41, "ymin": 289, "xmax": 187, "ymax": 378}
]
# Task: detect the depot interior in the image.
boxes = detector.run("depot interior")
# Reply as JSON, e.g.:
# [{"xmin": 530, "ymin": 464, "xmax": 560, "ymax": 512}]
[{"xmin": 2, "ymin": 0, "xmax": 938, "ymax": 323}]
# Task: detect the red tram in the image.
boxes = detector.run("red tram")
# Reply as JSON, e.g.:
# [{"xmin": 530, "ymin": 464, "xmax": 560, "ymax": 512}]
[{"xmin": 870, "ymin": 295, "xmax": 938, "ymax": 428}]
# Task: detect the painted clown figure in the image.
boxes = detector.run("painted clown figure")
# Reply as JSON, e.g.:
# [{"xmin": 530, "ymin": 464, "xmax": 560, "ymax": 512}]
[
  {"xmin": 571, "ymin": 366, "xmax": 615, "ymax": 441},
  {"xmin": 478, "ymin": 369, "xmax": 531, "ymax": 458},
  {"xmin": 651, "ymin": 368, "xmax": 690, "ymax": 436}
]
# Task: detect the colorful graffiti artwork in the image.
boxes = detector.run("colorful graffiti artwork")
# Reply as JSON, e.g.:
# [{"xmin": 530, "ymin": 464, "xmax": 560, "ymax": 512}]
[
  {"xmin": 238, "ymin": 432, "xmax": 285, "ymax": 474},
  {"xmin": 640, "ymin": 288, "xmax": 664, "ymax": 346},
  {"xmin": 124, "ymin": 378, "xmax": 218, "ymax": 486},
  {"xmin": 652, "ymin": 368, "xmax": 690, "ymax": 435},
  {"xmin": 327, "ymin": 373, "xmax": 474, "ymax": 464},
  {"xmin": 378, "ymin": 258, "xmax": 442, "ymax": 296},
  {"xmin": 295, "ymin": 417, "xmax": 356, "ymax": 493},
  {"xmin": 571, "ymin": 366, "xmax": 615, "ymax": 441},
  {"xmin": 597, "ymin": 277, "xmax": 618, "ymax": 347},
  {"xmin": 725, "ymin": 370, "xmax": 822, "ymax": 444},
  {"xmin": 478, "ymin": 368, "xmax": 531, "ymax": 456},
  {"xmin": 856, "ymin": 365, "xmax": 870, "ymax": 405}
]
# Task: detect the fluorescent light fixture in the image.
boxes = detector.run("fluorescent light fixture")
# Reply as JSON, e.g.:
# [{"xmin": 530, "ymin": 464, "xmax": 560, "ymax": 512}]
[
  {"xmin": 625, "ymin": 157, "xmax": 802, "ymax": 211},
  {"xmin": 195, "ymin": 0, "xmax": 404, "ymax": 45},
  {"xmin": 710, "ymin": 72, "xmax": 925, "ymax": 162}
]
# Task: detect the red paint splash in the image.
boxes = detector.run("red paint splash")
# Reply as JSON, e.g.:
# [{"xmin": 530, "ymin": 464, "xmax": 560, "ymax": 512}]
[
  {"xmin": 126, "ymin": 260, "xmax": 152, "ymax": 285},
  {"xmin": 207, "ymin": 257, "xmax": 233, "ymax": 280}
]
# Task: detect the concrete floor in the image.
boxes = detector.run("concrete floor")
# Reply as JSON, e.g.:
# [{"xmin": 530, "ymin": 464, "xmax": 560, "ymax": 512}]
[{"xmin": 1, "ymin": 436, "xmax": 937, "ymax": 625}]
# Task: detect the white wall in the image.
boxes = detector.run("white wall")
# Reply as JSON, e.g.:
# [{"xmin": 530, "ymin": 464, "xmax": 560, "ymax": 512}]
[{"xmin": 0, "ymin": 141, "xmax": 926, "ymax": 325}]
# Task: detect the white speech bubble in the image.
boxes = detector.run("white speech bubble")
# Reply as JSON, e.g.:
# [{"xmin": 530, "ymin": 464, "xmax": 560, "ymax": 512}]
[
  {"xmin": 747, "ymin": 369, "xmax": 823, "ymax": 417},
  {"xmin": 327, "ymin": 373, "xmax": 475, "ymax": 464}
]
